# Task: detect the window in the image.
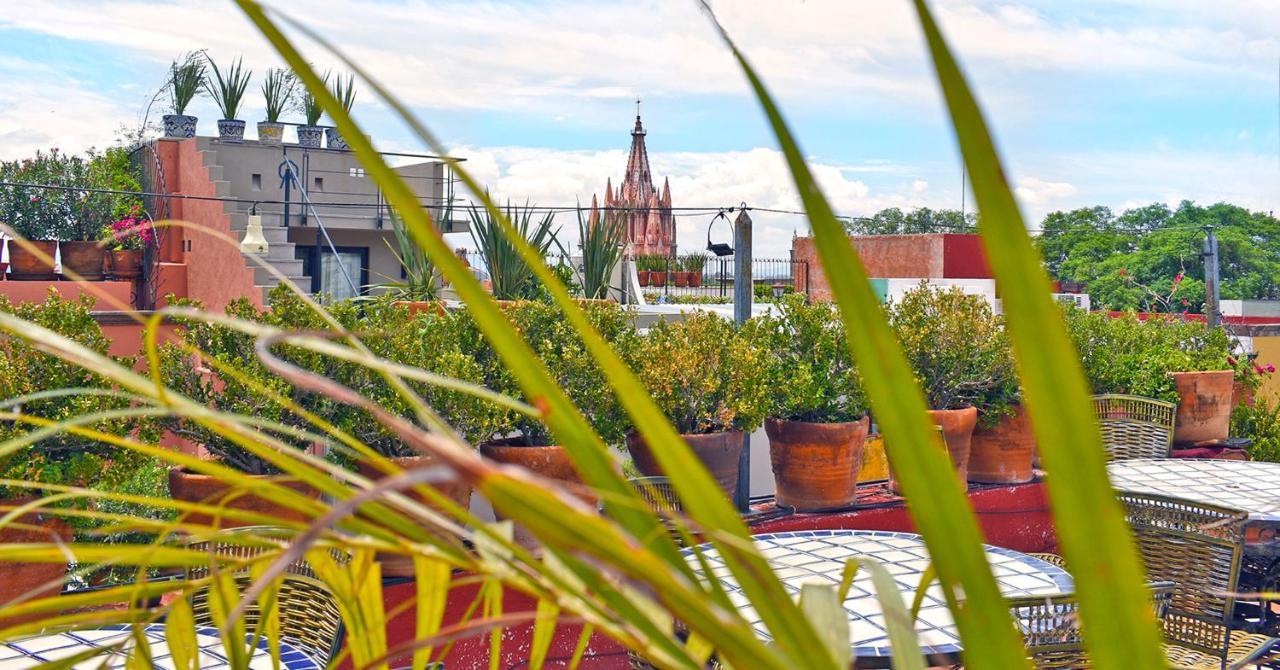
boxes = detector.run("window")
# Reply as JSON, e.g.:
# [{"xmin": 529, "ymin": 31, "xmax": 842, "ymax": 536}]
[
  {"xmin": 251, "ymin": 173, "xmax": 262, "ymax": 191},
  {"xmin": 313, "ymin": 177, "xmax": 324, "ymax": 192},
  {"xmin": 296, "ymin": 245, "xmax": 369, "ymax": 300}
]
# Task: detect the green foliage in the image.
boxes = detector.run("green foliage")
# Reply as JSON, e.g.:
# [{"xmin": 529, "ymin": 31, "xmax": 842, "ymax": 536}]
[
  {"xmin": 376, "ymin": 211, "xmax": 441, "ymax": 301},
  {"xmin": 0, "ymin": 290, "xmax": 160, "ymax": 503},
  {"xmin": 1038, "ymin": 201, "xmax": 1280, "ymax": 311},
  {"xmin": 681, "ymin": 253, "xmax": 708, "ymax": 272},
  {"xmin": 1233, "ymin": 397, "xmax": 1280, "ymax": 463},
  {"xmin": 887, "ymin": 283, "xmax": 1015, "ymax": 412},
  {"xmin": 635, "ymin": 254, "xmax": 672, "ymax": 273},
  {"xmin": 299, "ymin": 69, "xmax": 327, "ymax": 125},
  {"xmin": 748, "ymin": 294, "xmax": 865, "ymax": 423},
  {"xmin": 0, "ymin": 146, "xmax": 143, "ymax": 241},
  {"xmin": 167, "ymin": 52, "xmax": 205, "ymax": 116},
  {"xmin": 1064, "ymin": 308, "xmax": 1232, "ymax": 403},
  {"xmin": 329, "ymin": 72, "xmax": 356, "ymax": 113},
  {"xmin": 467, "ymin": 201, "xmax": 561, "ymax": 301},
  {"xmin": 477, "ymin": 301, "xmax": 635, "ymax": 446},
  {"xmin": 577, "ymin": 208, "xmax": 625, "ymax": 300},
  {"xmin": 260, "ymin": 68, "xmax": 297, "ymax": 122},
  {"xmin": 626, "ymin": 311, "xmax": 769, "ymax": 434},
  {"xmin": 753, "ymin": 281, "xmax": 795, "ymax": 303},
  {"xmin": 203, "ymin": 55, "xmax": 253, "ymax": 120},
  {"xmin": 845, "ymin": 207, "xmax": 976, "ymax": 235}
]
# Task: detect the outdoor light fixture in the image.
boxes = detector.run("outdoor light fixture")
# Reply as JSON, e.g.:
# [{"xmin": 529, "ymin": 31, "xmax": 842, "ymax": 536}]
[
  {"xmin": 771, "ymin": 283, "xmax": 786, "ymax": 299},
  {"xmin": 240, "ymin": 205, "xmax": 270, "ymax": 255},
  {"xmin": 706, "ymin": 210, "xmax": 733, "ymax": 257}
]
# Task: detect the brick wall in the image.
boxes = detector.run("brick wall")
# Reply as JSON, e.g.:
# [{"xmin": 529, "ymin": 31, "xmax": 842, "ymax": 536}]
[{"xmin": 793, "ymin": 233, "xmax": 993, "ymax": 302}]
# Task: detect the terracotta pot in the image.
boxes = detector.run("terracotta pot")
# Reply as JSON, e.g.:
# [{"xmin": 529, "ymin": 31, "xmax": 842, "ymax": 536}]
[
  {"xmin": 0, "ymin": 498, "xmax": 73, "ymax": 628},
  {"xmin": 637, "ymin": 270, "xmax": 650, "ymax": 287},
  {"xmin": 626, "ymin": 430, "xmax": 743, "ymax": 499},
  {"xmin": 649, "ymin": 271, "xmax": 667, "ymax": 287},
  {"xmin": 688, "ymin": 271, "xmax": 703, "ymax": 288},
  {"xmin": 968, "ymin": 406, "xmax": 1036, "ymax": 484},
  {"xmin": 59, "ymin": 241, "xmax": 106, "ymax": 280},
  {"xmin": 1171, "ymin": 370, "xmax": 1234, "ymax": 444},
  {"xmin": 393, "ymin": 300, "xmax": 447, "ymax": 317},
  {"xmin": 765, "ymin": 416, "xmax": 868, "ymax": 512},
  {"xmin": 357, "ymin": 455, "xmax": 473, "ymax": 576},
  {"xmin": 673, "ymin": 271, "xmax": 690, "ymax": 288},
  {"xmin": 109, "ymin": 249, "xmax": 144, "ymax": 280},
  {"xmin": 168, "ymin": 467, "xmax": 321, "ymax": 528},
  {"xmin": 889, "ymin": 407, "xmax": 978, "ymax": 493},
  {"xmin": 7, "ymin": 240, "xmax": 58, "ymax": 280},
  {"xmin": 480, "ymin": 442, "xmax": 594, "ymax": 547}
]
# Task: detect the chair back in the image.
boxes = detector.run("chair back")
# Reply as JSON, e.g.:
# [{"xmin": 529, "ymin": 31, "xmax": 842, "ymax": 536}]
[
  {"xmin": 185, "ymin": 527, "xmax": 345, "ymax": 663},
  {"xmin": 628, "ymin": 476, "xmax": 686, "ymax": 545},
  {"xmin": 1093, "ymin": 394, "xmax": 1175, "ymax": 460},
  {"xmin": 1119, "ymin": 492, "xmax": 1248, "ymax": 664},
  {"xmin": 1008, "ymin": 584, "xmax": 1173, "ymax": 669}
]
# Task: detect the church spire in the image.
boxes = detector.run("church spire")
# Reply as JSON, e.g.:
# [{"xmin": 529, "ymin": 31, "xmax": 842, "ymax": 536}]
[{"xmin": 622, "ymin": 103, "xmax": 653, "ymax": 203}]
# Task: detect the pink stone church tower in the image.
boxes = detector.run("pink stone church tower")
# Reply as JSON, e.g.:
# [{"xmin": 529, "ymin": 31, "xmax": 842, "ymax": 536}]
[{"xmin": 588, "ymin": 109, "xmax": 676, "ymax": 257}]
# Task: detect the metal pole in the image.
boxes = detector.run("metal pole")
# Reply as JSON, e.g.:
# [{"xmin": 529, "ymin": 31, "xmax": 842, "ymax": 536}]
[
  {"xmin": 733, "ymin": 209, "xmax": 753, "ymax": 512},
  {"xmin": 1204, "ymin": 227, "xmax": 1220, "ymax": 328}
]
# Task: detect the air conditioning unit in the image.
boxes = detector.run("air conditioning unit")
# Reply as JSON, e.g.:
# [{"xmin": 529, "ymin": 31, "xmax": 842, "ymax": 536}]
[{"xmin": 1054, "ymin": 293, "xmax": 1091, "ymax": 311}]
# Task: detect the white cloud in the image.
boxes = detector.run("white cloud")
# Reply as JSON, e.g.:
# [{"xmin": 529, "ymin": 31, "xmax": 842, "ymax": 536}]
[{"xmin": 1015, "ymin": 177, "xmax": 1078, "ymax": 206}]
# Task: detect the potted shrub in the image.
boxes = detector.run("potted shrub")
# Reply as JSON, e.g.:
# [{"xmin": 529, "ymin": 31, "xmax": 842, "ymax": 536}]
[
  {"xmin": 101, "ymin": 207, "xmax": 153, "ymax": 280},
  {"xmin": 0, "ymin": 291, "xmax": 163, "ymax": 623},
  {"xmin": 672, "ymin": 256, "xmax": 690, "ymax": 287},
  {"xmin": 648, "ymin": 255, "xmax": 668, "ymax": 287},
  {"xmin": 963, "ymin": 325, "xmax": 1028, "ymax": 484},
  {"xmin": 1066, "ymin": 309, "xmax": 1234, "ymax": 444},
  {"xmin": 162, "ymin": 52, "xmax": 204, "ymax": 138},
  {"xmin": 625, "ymin": 311, "xmax": 769, "ymax": 498},
  {"xmin": 296, "ymin": 70, "xmax": 326, "ymax": 148},
  {"xmin": 683, "ymin": 253, "xmax": 707, "ymax": 288},
  {"xmin": 752, "ymin": 295, "xmax": 868, "ymax": 511},
  {"xmin": 258, "ymin": 68, "xmax": 297, "ymax": 145},
  {"xmin": 887, "ymin": 284, "xmax": 1010, "ymax": 487},
  {"xmin": 0, "ymin": 150, "xmax": 62, "ymax": 279},
  {"xmin": 635, "ymin": 255, "xmax": 651, "ymax": 287},
  {"xmin": 375, "ymin": 211, "xmax": 443, "ymax": 311},
  {"xmin": 325, "ymin": 73, "xmax": 356, "ymax": 150},
  {"xmin": 61, "ymin": 148, "xmax": 144, "ymax": 280},
  {"xmin": 204, "ymin": 56, "xmax": 252, "ymax": 143}
]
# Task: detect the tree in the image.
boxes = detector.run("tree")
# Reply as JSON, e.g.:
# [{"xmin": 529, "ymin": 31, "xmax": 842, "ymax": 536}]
[
  {"xmin": 845, "ymin": 206, "xmax": 976, "ymax": 235},
  {"xmin": 1036, "ymin": 200, "xmax": 1280, "ymax": 312}
]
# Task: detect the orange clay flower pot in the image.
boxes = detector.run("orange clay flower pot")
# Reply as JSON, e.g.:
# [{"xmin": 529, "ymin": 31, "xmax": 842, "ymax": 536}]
[
  {"xmin": 889, "ymin": 406, "xmax": 977, "ymax": 493},
  {"xmin": 626, "ymin": 430, "xmax": 743, "ymax": 500},
  {"xmin": 168, "ymin": 467, "xmax": 320, "ymax": 529},
  {"xmin": 968, "ymin": 405, "xmax": 1036, "ymax": 484},
  {"xmin": 1170, "ymin": 370, "xmax": 1234, "ymax": 444},
  {"xmin": 765, "ymin": 416, "xmax": 868, "ymax": 512}
]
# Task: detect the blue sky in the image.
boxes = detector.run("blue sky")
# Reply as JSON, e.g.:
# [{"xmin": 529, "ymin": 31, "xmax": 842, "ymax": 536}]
[{"xmin": 2, "ymin": 0, "xmax": 1279, "ymax": 256}]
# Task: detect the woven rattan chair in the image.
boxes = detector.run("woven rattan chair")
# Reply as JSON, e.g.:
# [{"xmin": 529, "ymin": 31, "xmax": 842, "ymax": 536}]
[
  {"xmin": 629, "ymin": 476, "xmax": 688, "ymax": 545},
  {"xmin": 1010, "ymin": 583, "xmax": 1174, "ymax": 669},
  {"xmin": 185, "ymin": 527, "xmax": 345, "ymax": 664},
  {"xmin": 1093, "ymin": 394, "xmax": 1175, "ymax": 461},
  {"xmin": 1119, "ymin": 492, "xmax": 1279, "ymax": 669},
  {"xmin": 1028, "ymin": 553, "xmax": 1068, "ymax": 568}
]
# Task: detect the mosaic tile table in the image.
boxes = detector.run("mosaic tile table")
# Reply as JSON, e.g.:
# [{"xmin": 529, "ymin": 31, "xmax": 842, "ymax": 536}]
[
  {"xmin": 1107, "ymin": 459, "xmax": 1280, "ymax": 521},
  {"xmin": 0, "ymin": 624, "xmax": 322, "ymax": 670},
  {"xmin": 684, "ymin": 530, "xmax": 1073, "ymax": 666}
]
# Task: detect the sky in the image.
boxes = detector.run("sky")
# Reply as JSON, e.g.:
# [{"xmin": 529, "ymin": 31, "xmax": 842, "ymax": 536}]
[{"xmin": 2, "ymin": 0, "xmax": 1280, "ymax": 257}]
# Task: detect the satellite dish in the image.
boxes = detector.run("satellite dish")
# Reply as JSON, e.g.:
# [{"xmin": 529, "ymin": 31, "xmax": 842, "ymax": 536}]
[{"xmin": 706, "ymin": 211, "xmax": 733, "ymax": 257}]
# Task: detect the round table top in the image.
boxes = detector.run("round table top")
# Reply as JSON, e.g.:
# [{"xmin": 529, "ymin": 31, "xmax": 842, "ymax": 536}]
[
  {"xmin": 1107, "ymin": 458, "xmax": 1280, "ymax": 520},
  {"xmin": 683, "ymin": 530, "xmax": 1072, "ymax": 662},
  {"xmin": 0, "ymin": 624, "xmax": 322, "ymax": 670}
]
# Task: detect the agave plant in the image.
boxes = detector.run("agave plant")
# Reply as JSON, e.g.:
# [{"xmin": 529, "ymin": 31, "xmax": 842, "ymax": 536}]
[
  {"xmin": 375, "ymin": 207, "xmax": 444, "ymax": 301},
  {"xmin": 329, "ymin": 72, "xmax": 356, "ymax": 113},
  {"xmin": 577, "ymin": 206, "xmax": 626, "ymax": 300},
  {"xmin": 167, "ymin": 52, "xmax": 205, "ymax": 116},
  {"xmin": 261, "ymin": 68, "xmax": 297, "ymax": 123},
  {"xmin": 467, "ymin": 200, "xmax": 561, "ymax": 300},
  {"xmin": 299, "ymin": 69, "xmax": 329, "ymax": 126},
  {"xmin": 203, "ymin": 56, "xmax": 252, "ymax": 120},
  {"xmin": 0, "ymin": 1, "xmax": 1165, "ymax": 669}
]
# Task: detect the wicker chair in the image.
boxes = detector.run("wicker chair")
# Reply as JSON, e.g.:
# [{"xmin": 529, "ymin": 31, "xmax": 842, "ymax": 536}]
[
  {"xmin": 1028, "ymin": 553, "xmax": 1068, "ymax": 568},
  {"xmin": 1093, "ymin": 394, "xmax": 1175, "ymax": 461},
  {"xmin": 1119, "ymin": 492, "xmax": 1280, "ymax": 669},
  {"xmin": 629, "ymin": 476, "xmax": 688, "ymax": 546},
  {"xmin": 184, "ymin": 527, "xmax": 345, "ymax": 664},
  {"xmin": 1010, "ymin": 583, "xmax": 1174, "ymax": 669}
]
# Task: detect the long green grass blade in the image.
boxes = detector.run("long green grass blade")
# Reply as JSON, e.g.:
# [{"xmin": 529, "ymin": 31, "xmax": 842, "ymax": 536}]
[
  {"xmin": 698, "ymin": 4, "xmax": 1029, "ymax": 667},
  {"xmin": 908, "ymin": 2, "xmax": 1166, "ymax": 667}
]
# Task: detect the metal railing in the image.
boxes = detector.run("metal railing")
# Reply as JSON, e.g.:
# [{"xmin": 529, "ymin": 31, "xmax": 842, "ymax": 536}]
[
  {"xmin": 631, "ymin": 256, "xmax": 809, "ymax": 304},
  {"xmin": 280, "ymin": 160, "xmax": 360, "ymax": 298}
]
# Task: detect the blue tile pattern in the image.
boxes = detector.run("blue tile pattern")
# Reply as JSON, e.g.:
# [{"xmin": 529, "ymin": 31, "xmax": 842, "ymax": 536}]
[
  {"xmin": 0, "ymin": 624, "xmax": 321, "ymax": 670},
  {"xmin": 1108, "ymin": 458, "xmax": 1280, "ymax": 520},
  {"xmin": 681, "ymin": 530, "xmax": 1073, "ymax": 660}
]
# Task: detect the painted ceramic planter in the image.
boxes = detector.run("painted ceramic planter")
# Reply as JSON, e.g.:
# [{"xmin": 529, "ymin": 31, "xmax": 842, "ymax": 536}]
[
  {"xmin": 325, "ymin": 127, "xmax": 348, "ymax": 150},
  {"xmin": 1171, "ymin": 370, "xmax": 1234, "ymax": 444},
  {"xmin": 968, "ymin": 405, "xmax": 1036, "ymax": 484},
  {"xmin": 216, "ymin": 119, "xmax": 246, "ymax": 143},
  {"xmin": 765, "ymin": 416, "xmax": 869, "ymax": 511},
  {"xmin": 296, "ymin": 125, "xmax": 324, "ymax": 148},
  {"xmin": 627, "ymin": 430, "xmax": 743, "ymax": 500},
  {"xmin": 162, "ymin": 114, "xmax": 197, "ymax": 138},
  {"xmin": 257, "ymin": 121, "xmax": 285, "ymax": 145}
]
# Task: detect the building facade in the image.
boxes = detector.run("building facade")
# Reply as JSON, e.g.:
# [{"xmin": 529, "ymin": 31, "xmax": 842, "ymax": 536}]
[{"xmin": 588, "ymin": 113, "xmax": 676, "ymax": 257}]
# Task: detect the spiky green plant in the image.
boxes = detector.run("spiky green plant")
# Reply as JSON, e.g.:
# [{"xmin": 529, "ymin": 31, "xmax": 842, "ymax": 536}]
[
  {"xmin": 299, "ymin": 69, "xmax": 328, "ymax": 125},
  {"xmin": 577, "ymin": 206, "xmax": 626, "ymax": 300},
  {"xmin": 261, "ymin": 68, "xmax": 297, "ymax": 122},
  {"xmin": 0, "ymin": 2, "xmax": 1169, "ymax": 670},
  {"xmin": 167, "ymin": 52, "xmax": 206, "ymax": 115},
  {"xmin": 203, "ymin": 56, "xmax": 252, "ymax": 120},
  {"xmin": 467, "ymin": 200, "xmax": 560, "ymax": 300},
  {"xmin": 329, "ymin": 72, "xmax": 356, "ymax": 113}
]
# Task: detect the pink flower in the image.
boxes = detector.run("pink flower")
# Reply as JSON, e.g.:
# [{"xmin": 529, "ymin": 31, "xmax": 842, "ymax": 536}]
[
  {"xmin": 1181, "ymin": 298, "xmax": 1190, "ymax": 306},
  {"xmin": 29, "ymin": 196, "xmax": 39, "ymax": 203},
  {"xmin": 1256, "ymin": 364, "xmax": 1266, "ymax": 374},
  {"xmin": 1269, "ymin": 364, "xmax": 1277, "ymax": 374},
  {"xmin": 1228, "ymin": 356, "xmax": 1238, "ymax": 367},
  {"xmin": 1118, "ymin": 268, "xmax": 1128, "ymax": 277}
]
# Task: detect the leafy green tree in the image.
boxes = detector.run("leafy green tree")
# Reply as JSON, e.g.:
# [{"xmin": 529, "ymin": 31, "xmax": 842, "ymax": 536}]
[{"xmin": 845, "ymin": 206, "xmax": 976, "ymax": 235}]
